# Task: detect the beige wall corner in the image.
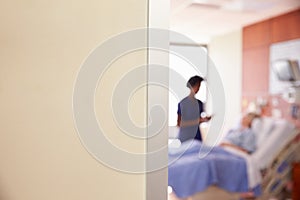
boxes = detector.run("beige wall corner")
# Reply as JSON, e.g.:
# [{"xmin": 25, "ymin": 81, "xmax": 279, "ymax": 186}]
[
  {"xmin": 0, "ymin": 0, "xmax": 158, "ymax": 200},
  {"xmin": 208, "ymin": 30, "xmax": 242, "ymax": 137}
]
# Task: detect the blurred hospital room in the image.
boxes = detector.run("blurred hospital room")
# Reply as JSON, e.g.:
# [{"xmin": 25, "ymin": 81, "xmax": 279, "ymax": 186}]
[
  {"xmin": 168, "ymin": 1, "xmax": 300, "ymax": 200},
  {"xmin": 1, "ymin": 1, "xmax": 300, "ymax": 200}
]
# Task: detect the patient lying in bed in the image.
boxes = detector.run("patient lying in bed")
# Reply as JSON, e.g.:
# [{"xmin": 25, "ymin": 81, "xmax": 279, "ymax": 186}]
[
  {"xmin": 169, "ymin": 113, "xmax": 298, "ymax": 200},
  {"xmin": 168, "ymin": 132, "xmax": 262, "ymax": 199},
  {"xmin": 220, "ymin": 113, "xmax": 259, "ymax": 154}
]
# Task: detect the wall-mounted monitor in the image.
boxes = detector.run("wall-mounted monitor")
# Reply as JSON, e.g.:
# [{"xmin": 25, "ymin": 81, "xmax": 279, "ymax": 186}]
[
  {"xmin": 269, "ymin": 39, "xmax": 300, "ymax": 95},
  {"xmin": 272, "ymin": 59, "xmax": 300, "ymax": 82}
]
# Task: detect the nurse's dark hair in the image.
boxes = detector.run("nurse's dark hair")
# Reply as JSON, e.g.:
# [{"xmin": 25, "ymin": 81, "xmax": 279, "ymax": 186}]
[{"xmin": 186, "ymin": 75, "xmax": 204, "ymax": 88}]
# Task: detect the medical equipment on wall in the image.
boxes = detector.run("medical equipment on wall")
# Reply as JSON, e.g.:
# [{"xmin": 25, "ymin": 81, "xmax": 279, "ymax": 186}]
[
  {"xmin": 282, "ymin": 87, "xmax": 300, "ymax": 104},
  {"xmin": 269, "ymin": 39, "xmax": 300, "ymax": 95},
  {"xmin": 272, "ymin": 59, "xmax": 300, "ymax": 104},
  {"xmin": 272, "ymin": 60, "xmax": 300, "ymax": 82},
  {"xmin": 281, "ymin": 87, "xmax": 300, "ymax": 119}
]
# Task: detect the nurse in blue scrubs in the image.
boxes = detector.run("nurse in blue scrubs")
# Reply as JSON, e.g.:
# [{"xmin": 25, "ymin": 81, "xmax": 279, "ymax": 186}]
[{"xmin": 177, "ymin": 75, "xmax": 212, "ymax": 143}]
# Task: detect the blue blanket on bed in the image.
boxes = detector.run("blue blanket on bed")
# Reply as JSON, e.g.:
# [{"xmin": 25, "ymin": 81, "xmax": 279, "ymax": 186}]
[{"xmin": 168, "ymin": 140, "xmax": 260, "ymax": 198}]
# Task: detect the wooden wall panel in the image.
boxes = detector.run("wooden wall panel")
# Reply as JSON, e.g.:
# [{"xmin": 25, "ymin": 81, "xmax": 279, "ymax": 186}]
[
  {"xmin": 272, "ymin": 9, "xmax": 300, "ymax": 43},
  {"xmin": 243, "ymin": 20, "xmax": 271, "ymax": 49},
  {"xmin": 242, "ymin": 8, "xmax": 300, "ymax": 116},
  {"xmin": 242, "ymin": 46, "xmax": 269, "ymax": 95}
]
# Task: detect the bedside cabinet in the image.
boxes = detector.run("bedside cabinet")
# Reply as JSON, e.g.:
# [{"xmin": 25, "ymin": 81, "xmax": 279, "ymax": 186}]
[{"xmin": 293, "ymin": 163, "xmax": 300, "ymax": 200}]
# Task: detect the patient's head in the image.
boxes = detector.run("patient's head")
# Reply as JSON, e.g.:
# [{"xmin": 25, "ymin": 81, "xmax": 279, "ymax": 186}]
[{"xmin": 241, "ymin": 113, "xmax": 259, "ymax": 128}]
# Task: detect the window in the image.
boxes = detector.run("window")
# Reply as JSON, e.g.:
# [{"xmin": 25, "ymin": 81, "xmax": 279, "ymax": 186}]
[{"xmin": 169, "ymin": 43, "xmax": 208, "ymax": 126}]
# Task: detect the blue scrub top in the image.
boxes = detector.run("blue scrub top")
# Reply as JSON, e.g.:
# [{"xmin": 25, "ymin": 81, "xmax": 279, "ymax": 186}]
[{"xmin": 177, "ymin": 96, "xmax": 204, "ymax": 142}]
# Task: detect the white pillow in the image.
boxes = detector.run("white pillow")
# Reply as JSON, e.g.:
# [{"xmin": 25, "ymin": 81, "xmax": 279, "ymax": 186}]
[
  {"xmin": 251, "ymin": 117, "xmax": 262, "ymax": 135},
  {"xmin": 255, "ymin": 117, "xmax": 275, "ymax": 147},
  {"xmin": 252, "ymin": 119, "xmax": 296, "ymax": 169}
]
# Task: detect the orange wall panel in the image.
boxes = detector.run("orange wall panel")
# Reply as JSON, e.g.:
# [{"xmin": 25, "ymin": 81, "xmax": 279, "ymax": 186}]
[
  {"xmin": 242, "ymin": 8, "xmax": 300, "ymax": 122},
  {"xmin": 243, "ymin": 20, "xmax": 271, "ymax": 49},
  {"xmin": 242, "ymin": 8, "xmax": 300, "ymax": 98},
  {"xmin": 242, "ymin": 46, "xmax": 269, "ymax": 95},
  {"xmin": 272, "ymin": 9, "xmax": 300, "ymax": 43}
]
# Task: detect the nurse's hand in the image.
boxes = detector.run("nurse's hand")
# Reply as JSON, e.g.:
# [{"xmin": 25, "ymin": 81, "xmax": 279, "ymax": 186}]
[{"xmin": 199, "ymin": 115, "xmax": 212, "ymax": 123}]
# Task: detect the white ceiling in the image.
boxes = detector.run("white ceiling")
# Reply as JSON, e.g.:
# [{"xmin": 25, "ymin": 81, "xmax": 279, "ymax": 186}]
[{"xmin": 171, "ymin": 0, "xmax": 300, "ymax": 44}]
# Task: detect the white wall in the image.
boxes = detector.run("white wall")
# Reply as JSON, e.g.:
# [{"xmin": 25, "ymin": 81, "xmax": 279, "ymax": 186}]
[
  {"xmin": 0, "ymin": 1, "xmax": 151, "ymax": 200},
  {"xmin": 208, "ymin": 30, "xmax": 242, "ymax": 135},
  {"xmin": 147, "ymin": 0, "xmax": 169, "ymax": 199}
]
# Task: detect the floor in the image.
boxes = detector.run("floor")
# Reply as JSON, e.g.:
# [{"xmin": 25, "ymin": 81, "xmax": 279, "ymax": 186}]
[{"xmin": 168, "ymin": 186, "xmax": 240, "ymax": 200}]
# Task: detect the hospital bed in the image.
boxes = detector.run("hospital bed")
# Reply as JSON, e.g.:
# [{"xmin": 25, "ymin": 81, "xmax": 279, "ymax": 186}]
[
  {"xmin": 259, "ymin": 132, "xmax": 300, "ymax": 199},
  {"xmin": 168, "ymin": 117, "xmax": 300, "ymax": 200}
]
